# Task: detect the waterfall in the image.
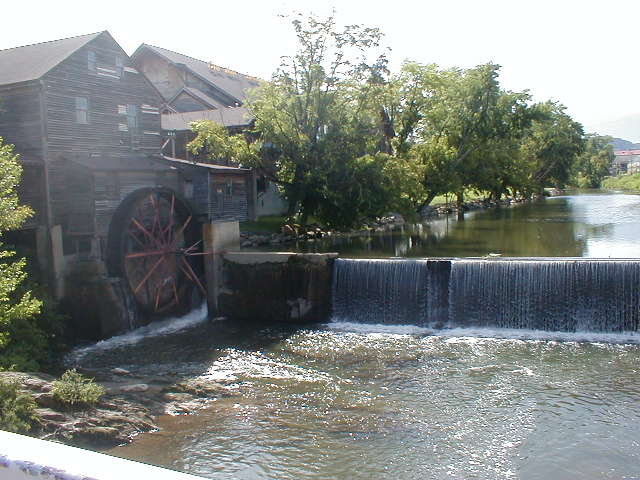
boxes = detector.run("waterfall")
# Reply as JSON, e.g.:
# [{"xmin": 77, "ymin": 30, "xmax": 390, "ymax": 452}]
[
  {"xmin": 332, "ymin": 258, "xmax": 640, "ymax": 332},
  {"xmin": 332, "ymin": 258, "xmax": 450, "ymax": 326}
]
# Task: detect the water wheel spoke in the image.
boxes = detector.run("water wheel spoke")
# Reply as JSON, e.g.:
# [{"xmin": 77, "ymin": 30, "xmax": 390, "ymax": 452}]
[
  {"xmin": 173, "ymin": 216, "xmax": 192, "ymax": 247},
  {"xmin": 149, "ymin": 194, "xmax": 162, "ymax": 243},
  {"xmin": 161, "ymin": 195, "xmax": 176, "ymax": 246},
  {"xmin": 131, "ymin": 217, "xmax": 161, "ymax": 249},
  {"xmin": 125, "ymin": 250, "xmax": 165, "ymax": 259},
  {"xmin": 154, "ymin": 284, "xmax": 162, "ymax": 311},
  {"xmin": 180, "ymin": 257, "xmax": 206, "ymax": 295},
  {"xmin": 128, "ymin": 229, "xmax": 147, "ymax": 249},
  {"xmin": 172, "ymin": 281, "xmax": 180, "ymax": 306},
  {"xmin": 183, "ymin": 239, "xmax": 202, "ymax": 255},
  {"xmin": 122, "ymin": 192, "xmax": 203, "ymax": 313},
  {"xmin": 133, "ymin": 255, "xmax": 166, "ymax": 294}
]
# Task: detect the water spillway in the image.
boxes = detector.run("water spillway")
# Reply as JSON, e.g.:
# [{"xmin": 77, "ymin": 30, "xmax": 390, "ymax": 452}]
[{"xmin": 332, "ymin": 258, "xmax": 640, "ymax": 332}]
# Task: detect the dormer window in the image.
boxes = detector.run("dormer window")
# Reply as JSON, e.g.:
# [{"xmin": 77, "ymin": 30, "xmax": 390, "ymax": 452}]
[
  {"xmin": 88, "ymin": 51, "xmax": 96, "ymax": 72},
  {"xmin": 116, "ymin": 56, "xmax": 124, "ymax": 78}
]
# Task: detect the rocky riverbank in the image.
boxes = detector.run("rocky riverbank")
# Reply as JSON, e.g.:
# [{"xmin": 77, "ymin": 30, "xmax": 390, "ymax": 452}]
[
  {"xmin": 2, "ymin": 369, "xmax": 238, "ymax": 449},
  {"xmin": 240, "ymin": 194, "xmax": 546, "ymax": 249}
]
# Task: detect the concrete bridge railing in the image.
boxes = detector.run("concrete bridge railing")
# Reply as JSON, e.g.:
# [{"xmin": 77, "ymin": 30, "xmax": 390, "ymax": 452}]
[{"xmin": 0, "ymin": 431, "xmax": 204, "ymax": 480}]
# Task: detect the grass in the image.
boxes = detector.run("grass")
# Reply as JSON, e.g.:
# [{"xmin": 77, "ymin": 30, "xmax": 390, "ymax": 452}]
[
  {"xmin": 602, "ymin": 174, "xmax": 640, "ymax": 191},
  {"xmin": 240, "ymin": 215, "xmax": 287, "ymax": 234},
  {"xmin": 430, "ymin": 190, "xmax": 489, "ymax": 206}
]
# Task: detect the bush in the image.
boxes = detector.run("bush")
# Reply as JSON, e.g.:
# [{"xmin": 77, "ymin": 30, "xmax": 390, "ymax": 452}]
[
  {"xmin": 52, "ymin": 369, "xmax": 105, "ymax": 408},
  {"xmin": 0, "ymin": 377, "xmax": 38, "ymax": 432}
]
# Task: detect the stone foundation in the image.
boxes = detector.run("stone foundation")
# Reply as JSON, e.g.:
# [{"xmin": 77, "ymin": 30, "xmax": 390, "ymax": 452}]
[{"xmin": 218, "ymin": 252, "xmax": 338, "ymax": 323}]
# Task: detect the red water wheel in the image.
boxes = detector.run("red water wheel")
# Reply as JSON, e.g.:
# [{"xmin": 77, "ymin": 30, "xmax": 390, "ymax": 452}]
[{"xmin": 120, "ymin": 192, "xmax": 206, "ymax": 314}]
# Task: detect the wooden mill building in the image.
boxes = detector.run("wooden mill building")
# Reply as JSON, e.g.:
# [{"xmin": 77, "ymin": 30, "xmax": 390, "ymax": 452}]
[
  {"xmin": 0, "ymin": 31, "xmax": 256, "ymax": 338},
  {"xmin": 131, "ymin": 43, "xmax": 287, "ymax": 216}
]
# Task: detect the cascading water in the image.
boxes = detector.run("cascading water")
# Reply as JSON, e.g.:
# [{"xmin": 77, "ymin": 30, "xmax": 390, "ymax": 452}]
[
  {"xmin": 332, "ymin": 258, "xmax": 450, "ymax": 326},
  {"xmin": 332, "ymin": 258, "xmax": 640, "ymax": 332}
]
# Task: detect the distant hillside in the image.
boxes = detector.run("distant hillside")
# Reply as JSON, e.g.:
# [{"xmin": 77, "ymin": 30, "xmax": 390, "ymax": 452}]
[
  {"xmin": 611, "ymin": 138, "xmax": 640, "ymax": 150},
  {"xmin": 592, "ymin": 114, "xmax": 640, "ymax": 144}
]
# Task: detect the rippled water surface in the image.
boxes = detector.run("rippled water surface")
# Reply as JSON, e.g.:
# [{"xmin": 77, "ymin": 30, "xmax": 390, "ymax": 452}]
[{"xmin": 95, "ymin": 319, "xmax": 640, "ymax": 480}]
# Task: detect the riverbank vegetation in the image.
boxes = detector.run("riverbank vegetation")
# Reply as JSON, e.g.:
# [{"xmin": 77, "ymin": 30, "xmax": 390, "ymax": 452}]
[
  {"xmin": 602, "ymin": 173, "xmax": 640, "ymax": 191},
  {"xmin": 189, "ymin": 13, "xmax": 614, "ymax": 230}
]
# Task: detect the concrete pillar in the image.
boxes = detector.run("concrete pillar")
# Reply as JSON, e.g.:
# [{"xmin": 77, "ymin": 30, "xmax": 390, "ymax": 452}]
[
  {"xmin": 49, "ymin": 225, "xmax": 65, "ymax": 299},
  {"xmin": 247, "ymin": 171, "xmax": 258, "ymax": 221},
  {"xmin": 35, "ymin": 226, "xmax": 49, "ymax": 271},
  {"xmin": 202, "ymin": 221, "xmax": 240, "ymax": 317}
]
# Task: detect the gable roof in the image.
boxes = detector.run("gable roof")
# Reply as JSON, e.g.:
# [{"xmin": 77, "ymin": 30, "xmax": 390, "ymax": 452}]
[
  {"xmin": 161, "ymin": 107, "xmax": 253, "ymax": 131},
  {"xmin": 0, "ymin": 32, "xmax": 103, "ymax": 85},
  {"xmin": 133, "ymin": 44, "xmax": 261, "ymax": 104},
  {"xmin": 168, "ymin": 87, "xmax": 221, "ymax": 110}
]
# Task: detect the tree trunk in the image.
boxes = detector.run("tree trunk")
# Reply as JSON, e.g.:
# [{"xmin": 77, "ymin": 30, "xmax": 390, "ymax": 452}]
[
  {"xmin": 417, "ymin": 192, "xmax": 438, "ymax": 215},
  {"xmin": 456, "ymin": 191, "xmax": 465, "ymax": 221}
]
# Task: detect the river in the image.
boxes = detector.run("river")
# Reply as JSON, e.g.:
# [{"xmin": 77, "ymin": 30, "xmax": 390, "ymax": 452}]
[
  {"xmin": 80, "ymin": 192, "xmax": 640, "ymax": 479},
  {"xmin": 290, "ymin": 191, "xmax": 640, "ymax": 258}
]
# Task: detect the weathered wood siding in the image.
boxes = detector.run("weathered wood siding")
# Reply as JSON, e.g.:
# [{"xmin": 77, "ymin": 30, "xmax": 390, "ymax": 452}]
[
  {"xmin": 42, "ymin": 33, "xmax": 163, "ymax": 227},
  {"xmin": 0, "ymin": 82, "xmax": 43, "ymax": 161},
  {"xmin": 0, "ymin": 82, "xmax": 46, "ymax": 227},
  {"xmin": 210, "ymin": 173, "xmax": 249, "ymax": 222},
  {"xmin": 17, "ymin": 165, "xmax": 46, "ymax": 228},
  {"xmin": 66, "ymin": 164, "xmax": 94, "ymax": 234}
]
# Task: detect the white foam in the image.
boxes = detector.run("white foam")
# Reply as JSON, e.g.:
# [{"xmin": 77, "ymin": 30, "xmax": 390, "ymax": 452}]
[
  {"xmin": 326, "ymin": 320, "xmax": 640, "ymax": 344},
  {"xmin": 328, "ymin": 320, "xmax": 432, "ymax": 336},
  {"xmin": 68, "ymin": 303, "xmax": 209, "ymax": 362}
]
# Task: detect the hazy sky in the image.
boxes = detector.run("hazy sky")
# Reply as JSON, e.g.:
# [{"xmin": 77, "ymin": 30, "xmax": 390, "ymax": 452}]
[{"xmin": 3, "ymin": 0, "xmax": 638, "ymax": 140}]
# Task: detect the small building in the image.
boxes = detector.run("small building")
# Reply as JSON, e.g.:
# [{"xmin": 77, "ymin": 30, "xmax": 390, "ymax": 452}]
[{"xmin": 612, "ymin": 149, "xmax": 640, "ymax": 175}]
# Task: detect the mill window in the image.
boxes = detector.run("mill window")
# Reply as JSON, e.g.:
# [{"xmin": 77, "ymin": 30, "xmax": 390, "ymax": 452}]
[
  {"xmin": 116, "ymin": 56, "xmax": 124, "ymax": 78},
  {"xmin": 75, "ymin": 97, "xmax": 88, "ymax": 124},
  {"xmin": 126, "ymin": 104, "xmax": 138, "ymax": 130},
  {"xmin": 88, "ymin": 51, "xmax": 96, "ymax": 72}
]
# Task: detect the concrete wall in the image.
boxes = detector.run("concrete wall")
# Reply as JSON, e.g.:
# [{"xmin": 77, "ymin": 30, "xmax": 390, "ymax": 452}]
[
  {"xmin": 256, "ymin": 180, "xmax": 287, "ymax": 217},
  {"xmin": 218, "ymin": 252, "xmax": 337, "ymax": 323},
  {"xmin": 203, "ymin": 221, "xmax": 241, "ymax": 316},
  {"xmin": 0, "ymin": 430, "xmax": 204, "ymax": 480}
]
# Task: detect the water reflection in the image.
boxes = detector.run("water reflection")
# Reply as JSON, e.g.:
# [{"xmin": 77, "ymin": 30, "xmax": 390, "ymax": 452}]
[{"xmin": 283, "ymin": 193, "xmax": 640, "ymax": 258}]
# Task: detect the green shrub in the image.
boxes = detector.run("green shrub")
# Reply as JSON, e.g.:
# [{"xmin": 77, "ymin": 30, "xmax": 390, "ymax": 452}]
[
  {"xmin": 52, "ymin": 369, "xmax": 105, "ymax": 408},
  {"xmin": 602, "ymin": 173, "xmax": 640, "ymax": 191},
  {"xmin": 0, "ymin": 378, "xmax": 38, "ymax": 432}
]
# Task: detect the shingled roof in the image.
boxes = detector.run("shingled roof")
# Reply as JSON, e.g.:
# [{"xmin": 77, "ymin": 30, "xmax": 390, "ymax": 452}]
[
  {"xmin": 133, "ymin": 44, "xmax": 261, "ymax": 104},
  {"xmin": 0, "ymin": 32, "xmax": 102, "ymax": 85},
  {"xmin": 161, "ymin": 107, "xmax": 253, "ymax": 131}
]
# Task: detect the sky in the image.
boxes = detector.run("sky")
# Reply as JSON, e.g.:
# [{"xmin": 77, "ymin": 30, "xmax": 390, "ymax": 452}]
[{"xmin": 3, "ymin": 0, "xmax": 639, "ymax": 140}]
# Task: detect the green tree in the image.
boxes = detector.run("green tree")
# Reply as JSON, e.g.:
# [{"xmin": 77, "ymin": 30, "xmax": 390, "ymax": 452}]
[
  {"xmin": 0, "ymin": 138, "xmax": 42, "ymax": 368},
  {"xmin": 571, "ymin": 134, "xmax": 613, "ymax": 188},
  {"xmin": 386, "ymin": 62, "xmax": 536, "ymax": 209},
  {"xmin": 190, "ymin": 13, "xmax": 400, "ymax": 229},
  {"xmin": 520, "ymin": 102, "xmax": 585, "ymax": 191},
  {"xmin": 248, "ymin": 13, "xmax": 393, "ymax": 225}
]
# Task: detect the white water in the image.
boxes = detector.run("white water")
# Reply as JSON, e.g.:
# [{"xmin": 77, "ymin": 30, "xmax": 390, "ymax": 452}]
[
  {"xmin": 67, "ymin": 303, "xmax": 209, "ymax": 363},
  {"xmin": 328, "ymin": 320, "xmax": 640, "ymax": 344}
]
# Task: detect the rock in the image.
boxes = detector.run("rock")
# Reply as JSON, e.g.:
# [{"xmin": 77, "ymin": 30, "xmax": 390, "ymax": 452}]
[
  {"xmin": 120, "ymin": 384, "xmax": 149, "ymax": 393},
  {"xmin": 282, "ymin": 224, "xmax": 295, "ymax": 235},
  {"xmin": 241, "ymin": 240, "xmax": 253, "ymax": 248},
  {"xmin": 111, "ymin": 368, "xmax": 130, "ymax": 376},
  {"xmin": 36, "ymin": 408, "xmax": 68, "ymax": 422},
  {"xmin": 33, "ymin": 392, "xmax": 58, "ymax": 409}
]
